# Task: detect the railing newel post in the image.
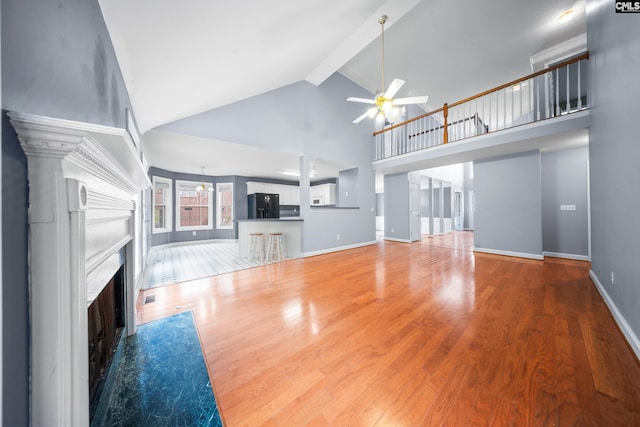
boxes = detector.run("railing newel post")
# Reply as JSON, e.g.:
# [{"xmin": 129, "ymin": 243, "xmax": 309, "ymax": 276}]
[{"xmin": 443, "ymin": 103, "xmax": 449, "ymax": 144}]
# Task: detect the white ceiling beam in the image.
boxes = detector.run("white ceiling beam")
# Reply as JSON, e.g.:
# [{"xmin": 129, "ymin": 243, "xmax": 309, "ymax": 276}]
[{"xmin": 305, "ymin": 0, "xmax": 424, "ymax": 86}]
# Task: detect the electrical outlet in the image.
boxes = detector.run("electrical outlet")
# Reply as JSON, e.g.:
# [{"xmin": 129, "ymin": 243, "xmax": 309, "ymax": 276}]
[
  {"xmin": 192, "ymin": 231, "xmax": 196, "ymax": 236},
  {"xmin": 391, "ymin": 228, "xmax": 395, "ymax": 233},
  {"xmin": 337, "ymin": 234, "xmax": 341, "ymax": 240},
  {"xmin": 611, "ymin": 271, "xmax": 615, "ymax": 285}
]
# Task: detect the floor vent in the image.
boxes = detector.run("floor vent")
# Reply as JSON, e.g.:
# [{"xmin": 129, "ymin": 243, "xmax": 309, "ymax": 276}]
[{"xmin": 144, "ymin": 295, "xmax": 156, "ymax": 304}]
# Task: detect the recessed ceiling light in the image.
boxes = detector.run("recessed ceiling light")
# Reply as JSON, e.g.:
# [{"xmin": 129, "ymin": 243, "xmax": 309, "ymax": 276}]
[
  {"xmin": 558, "ymin": 9, "xmax": 575, "ymax": 23},
  {"xmin": 281, "ymin": 170, "xmax": 316, "ymax": 178}
]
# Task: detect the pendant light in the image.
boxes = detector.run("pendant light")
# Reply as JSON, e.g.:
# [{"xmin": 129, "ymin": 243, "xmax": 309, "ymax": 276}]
[{"xmin": 197, "ymin": 167, "xmax": 213, "ymax": 192}]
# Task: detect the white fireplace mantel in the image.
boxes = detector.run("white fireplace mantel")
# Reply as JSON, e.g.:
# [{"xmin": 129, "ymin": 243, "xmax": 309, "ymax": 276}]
[{"xmin": 8, "ymin": 112, "xmax": 151, "ymax": 427}]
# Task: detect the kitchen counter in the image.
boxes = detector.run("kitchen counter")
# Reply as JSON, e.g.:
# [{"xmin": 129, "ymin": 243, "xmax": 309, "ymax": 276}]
[
  {"xmin": 236, "ymin": 218, "xmax": 303, "ymax": 222},
  {"xmin": 310, "ymin": 205, "xmax": 359, "ymax": 210},
  {"xmin": 237, "ymin": 218, "xmax": 303, "ymax": 259}
]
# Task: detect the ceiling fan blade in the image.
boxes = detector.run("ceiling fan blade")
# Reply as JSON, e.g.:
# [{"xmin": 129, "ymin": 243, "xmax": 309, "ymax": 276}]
[
  {"xmin": 384, "ymin": 78, "xmax": 405, "ymax": 99},
  {"xmin": 351, "ymin": 111, "xmax": 371, "ymax": 123},
  {"xmin": 347, "ymin": 97, "xmax": 376, "ymax": 104},
  {"xmin": 352, "ymin": 111, "xmax": 371, "ymax": 124},
  {"xmin": 393, "ymin": 95, "xmax": 429, "ymax": 105}
]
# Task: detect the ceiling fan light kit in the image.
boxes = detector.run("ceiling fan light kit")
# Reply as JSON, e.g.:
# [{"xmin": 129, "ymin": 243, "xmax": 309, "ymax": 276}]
[{"xmin": 348, "ymin": 14, "xmax": 428, "ymax": 124}]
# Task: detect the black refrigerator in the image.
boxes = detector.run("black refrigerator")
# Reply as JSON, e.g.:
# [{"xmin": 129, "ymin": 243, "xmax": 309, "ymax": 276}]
[{"xmin": 248, "ymin": 193, "xmax": 280, "ymax": 219}]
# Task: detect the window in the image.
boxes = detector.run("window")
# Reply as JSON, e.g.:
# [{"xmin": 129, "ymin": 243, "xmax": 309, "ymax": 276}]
[
  {"xmin": 152, "ymin": 176, "xmax": 172, "ymax": 233},
  {"xmin": 175, "ymin": 180, "xmax": 213, "ymax": 231},
  {"xmin": 216, "ymin": 182, "xmax": 234, "ymax": 229}
]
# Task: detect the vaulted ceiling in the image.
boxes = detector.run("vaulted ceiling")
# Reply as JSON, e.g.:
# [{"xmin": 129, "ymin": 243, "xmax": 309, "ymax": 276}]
[{"xmin": 99, "ymin": 0, "xmax": 586, "ymax": 176}]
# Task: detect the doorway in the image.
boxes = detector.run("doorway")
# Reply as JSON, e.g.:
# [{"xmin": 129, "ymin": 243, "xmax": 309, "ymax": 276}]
[
  {"xmin": 454, "ymin": 191, "xmax": 463, "ymax": 231},
  {"xmin": 468, "ymin": 190, "xmax": 475, "ymax": 231}
]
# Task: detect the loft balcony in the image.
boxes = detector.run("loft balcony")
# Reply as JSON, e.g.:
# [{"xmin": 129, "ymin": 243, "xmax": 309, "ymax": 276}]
[{"xmin": 373, "ymin": 53, "xmax": 589, "ymax": 173}]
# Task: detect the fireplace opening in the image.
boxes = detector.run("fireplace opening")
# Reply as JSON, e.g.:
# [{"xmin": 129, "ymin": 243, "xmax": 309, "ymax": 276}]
[{"xmin": 88, "ymin": 263, "xmax": 126, "ymax": 418}]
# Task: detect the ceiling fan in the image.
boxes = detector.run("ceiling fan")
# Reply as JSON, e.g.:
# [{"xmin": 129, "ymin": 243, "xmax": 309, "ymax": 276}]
[{"xmin": 348, "ymin": 15, "xmax": 429, "ymax": 124}]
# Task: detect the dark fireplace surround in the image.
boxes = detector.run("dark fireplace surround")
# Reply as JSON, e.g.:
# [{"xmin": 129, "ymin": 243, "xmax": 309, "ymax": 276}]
[{"xmin": 88, "ymin": 263, "xmax": 126, "ymax": 417}]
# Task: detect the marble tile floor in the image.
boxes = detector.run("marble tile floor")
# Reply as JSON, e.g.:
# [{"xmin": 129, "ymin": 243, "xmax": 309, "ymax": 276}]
[
  {"xmin": 91, "ymin": 311, "xmax": 223, "ymax": 427},
  {"xmin": 144, "ymin": 240, "xmax": 276, "ymax": 289}
]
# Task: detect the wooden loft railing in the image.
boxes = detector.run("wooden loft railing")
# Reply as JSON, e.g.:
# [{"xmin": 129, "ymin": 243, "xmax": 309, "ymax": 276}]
[{"xmin": 373, "ymin": 52, "xmax": 589, "ymax": 161}]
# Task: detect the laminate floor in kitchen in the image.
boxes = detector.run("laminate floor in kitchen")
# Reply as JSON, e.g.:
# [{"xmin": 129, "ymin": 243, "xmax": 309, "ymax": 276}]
[{"xmin": 144, "ymin": 240, "xmax": 275, "ymax": 289}]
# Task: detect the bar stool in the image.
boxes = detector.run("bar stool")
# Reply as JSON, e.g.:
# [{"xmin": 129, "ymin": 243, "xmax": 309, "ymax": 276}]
[
  {"xmin": 266, "ymin": 232, "xmax": 286, "ymax": 262},
  {"xmin": 249, "ymin": 232, "xmax": 265, "ymax": 261}
]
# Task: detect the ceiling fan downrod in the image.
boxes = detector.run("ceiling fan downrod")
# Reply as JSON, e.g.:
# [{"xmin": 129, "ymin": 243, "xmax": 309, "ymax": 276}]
[{"xmin": 379, "ymin": 15, "xmax": 387, "ymax": 95}]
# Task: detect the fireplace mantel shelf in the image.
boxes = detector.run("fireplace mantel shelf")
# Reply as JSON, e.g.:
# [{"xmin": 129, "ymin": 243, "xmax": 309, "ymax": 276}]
[{"xmin": 8, "ymin": 111, "xmax": 151, "ymax": 195}]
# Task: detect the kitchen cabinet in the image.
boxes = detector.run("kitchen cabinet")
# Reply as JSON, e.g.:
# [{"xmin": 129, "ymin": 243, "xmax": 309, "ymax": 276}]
[
  {"xmin": 283, "ymin": 185, "xmax": 300, "ymax": 205},
  {"xmin": 310, "ymin": 183, "xmax": 336, "ymax": 206},
  {"xmin": 247, "ymin": 182, "xmax": 274, "ymax": 195},
  {"xmin": 247, "ymin": 182, "xmax": 300, "ymax": 205}
]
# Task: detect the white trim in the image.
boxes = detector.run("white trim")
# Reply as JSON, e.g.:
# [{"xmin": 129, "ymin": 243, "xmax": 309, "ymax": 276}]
[
  {"xmin": 543, "ymin": 251, "xmax": 590, "ymax": 261},
  {"xmin": 473, "ymin": 247, "xmax": 544, "ymax": 260},
  {"xmin": 216, "ymin": 182, "xmax": 234, "ymax": 230},
  {"xmin": 303, "ymin": 241, "xmax": 377, "ymax": 257},
  {"xmin": 8, "ymin": 112, "xmax": 150, "ymax": 192},
  {"xmin": 175, "ymin": 179, "xmax": 213, "ymax": 231},
  {"xmin": 589, "ymin": 271, "xmax": 640, "ymax": 361},
  {"xmin": 587, "ymin": 160, "xmax": 591, "ymax": 261},
  {"xmin": 126, "ymin": 109, "xmax": 140, "ymax": 148},
  {"xmin": 152, "ymin": 176, "xmax": 172, "ymax": 234},
  {"xmin": 383, "ymin": 237, "xmax": 412, "ymax": 243},
  {"xmin": 529, "ymin": 33, "xmax": 587, "ymax": 72},
  {"xmin": 150, "ymin": 238, "xmax": 236, "ymax": 252}
]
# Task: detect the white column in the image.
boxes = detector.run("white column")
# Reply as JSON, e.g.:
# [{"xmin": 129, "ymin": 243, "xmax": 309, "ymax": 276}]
[
  {"xmin": 68, "ymin": 180, "xmax": 89, "ymax": 426},
  {"xmin": 428, "ymin": 178, "xmax": 434, "ymax": 236},
  {"xmin": 20, "ymin": 136, "xmax": 85, "ymax": 427}
]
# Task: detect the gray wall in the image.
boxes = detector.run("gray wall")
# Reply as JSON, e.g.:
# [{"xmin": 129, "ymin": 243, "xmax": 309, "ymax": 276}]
[
  {"xmin": 301, "ymin": 74, "xmax": 376, "ymax": 253},
  {"xmin": 149, "ymin": 167, "xmax": 242, "ymax": 246},
  {"xmin": 1, "ymin": 1, "xmax": 135, "ymax": 424},
  {"xmin": 0, "ymin": 7, "xmax": 3, "ymax": 421},
  {"xmin": 384, "ymin": 173, "xmax": 410, "ymax": 241},
  {"xmin": 2, "ymin": 0, "xmax": 132, "ymax": 128},
  {"xmin": 587, "ymin": 1, "xmax": 640, "ymax": 349},
  {"xmin": 159, "ymin": 82, "xmax": 305, "ymax": 153},
  {"xmin": 474, "ymin": 151, "xmax": 542, "ymax": 257},
  {"xmin": 443, "ymin": 187, "xmax": 452, "ymax": 218},
  {"xmin": 433, "ymin": 187, "xmax": 441, "ymax": 217},
  {"xmin": 541, "ymin": 147, "xmax": 589, "ymax": 257},
  {"xmin": 376, "ymin": 193, "xmax": 384, "ymax": 216},
  {"xmin": 463, "ymin": 163, "xmax": 474, "ymax": 229},
  {"xmin": 161, "ymin": 72, "xmax": 377, "ymax": 254},
  {"xmin": 1, "ymin": 114, "xmax": 29, "ymax": 427},
  {"xmin": 428, "ymin": 185, "xmax": 452, "ymax": 219},
  {"xmin": 419, "ymin": 189, "xmax": 430, "ymax": 217},
  {"xmin": 337, "ymin": 167, "xmax": 358, "ymax": 207}
]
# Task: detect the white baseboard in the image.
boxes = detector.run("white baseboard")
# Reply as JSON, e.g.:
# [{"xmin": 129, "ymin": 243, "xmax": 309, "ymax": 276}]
[
  {"xmin": 151, "ymin": 238, "xmax": 236, "ymax": 251},
  {"xmin": 303, "ymin": 241, "xmax": 377, "ymax": 258},
  {"xmin": 589, "ymin": 270, "xmax": 640, "ymax": 361},
  {"xmin": 543, "ymin": 251, "xmax": 590, "ymax": 261},
  {"xmin": 383, "ymin": 237, "xmax": 412, "ymax": 243},
  {"xmin": 473, "ymin": 247, "xmax": 544, "ymax": 260}
]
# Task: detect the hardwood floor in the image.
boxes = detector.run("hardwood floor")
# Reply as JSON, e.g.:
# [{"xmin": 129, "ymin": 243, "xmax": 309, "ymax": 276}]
[{"xmin": 137, "ymin": 232, "xmax": 640, "ymax": 426}]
